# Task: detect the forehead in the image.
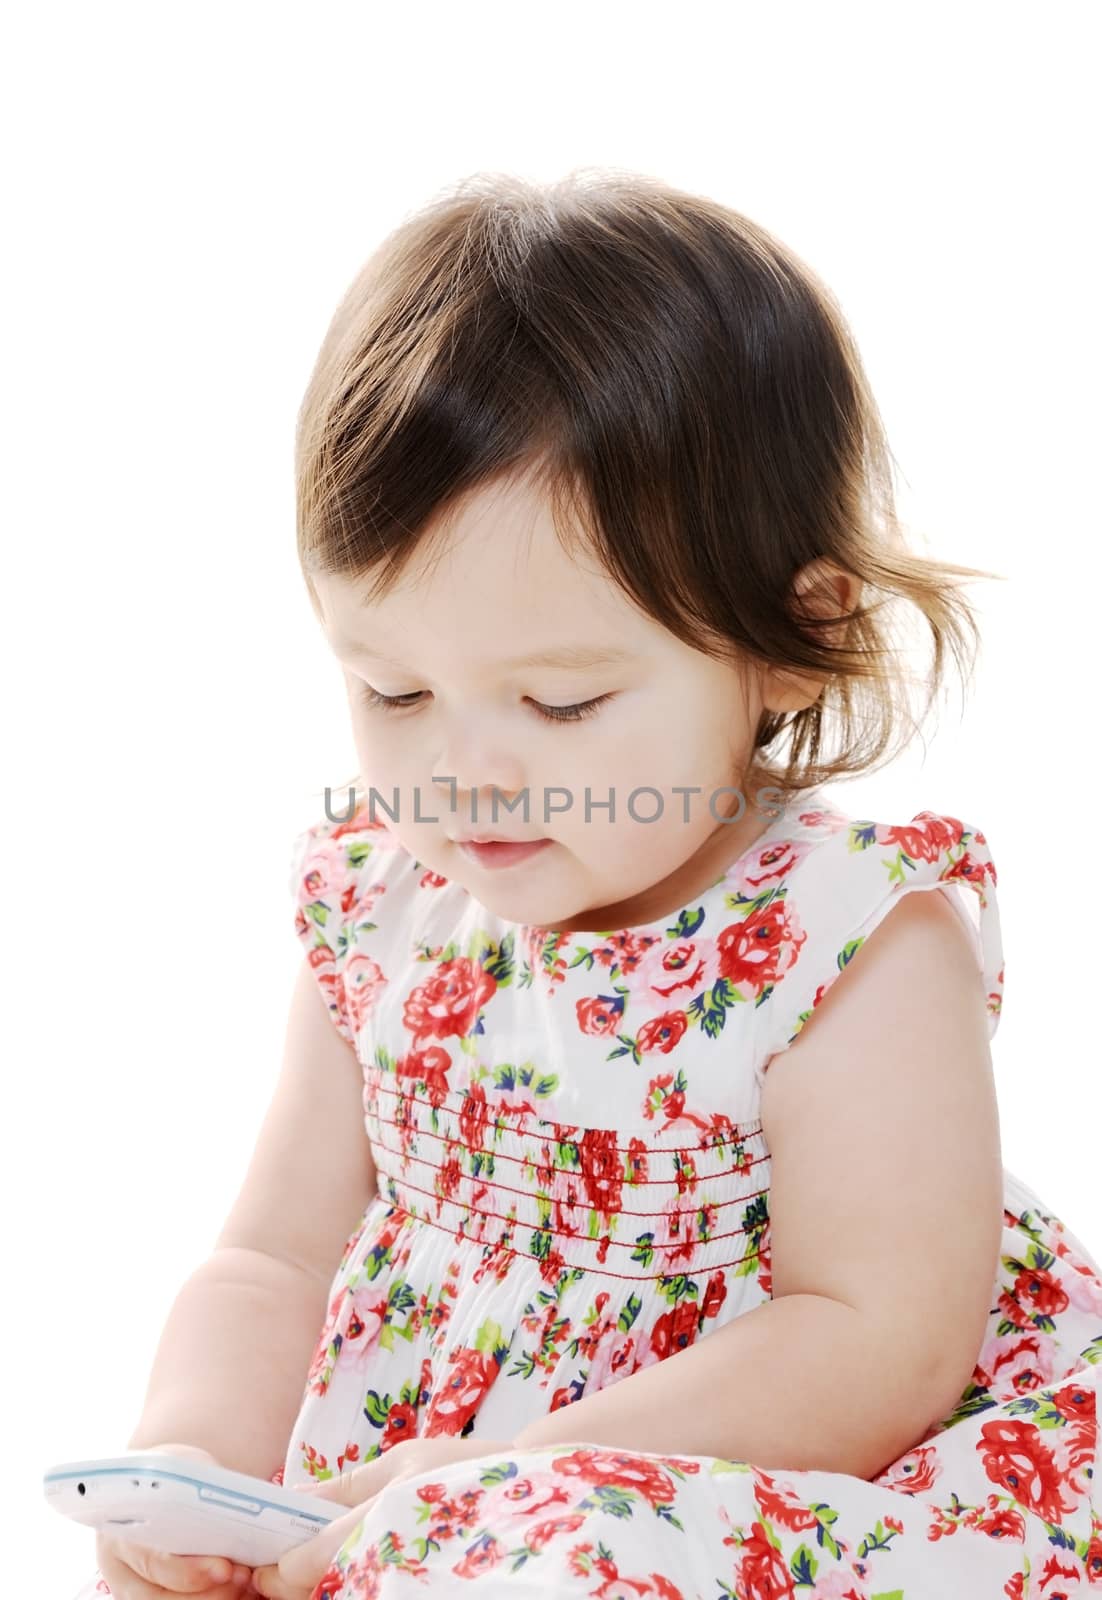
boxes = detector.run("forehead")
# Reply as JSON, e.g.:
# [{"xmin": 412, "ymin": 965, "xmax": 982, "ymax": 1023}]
[{"xmin": 313, "ymin": 473, "xmax": 661, "ymax": 669}]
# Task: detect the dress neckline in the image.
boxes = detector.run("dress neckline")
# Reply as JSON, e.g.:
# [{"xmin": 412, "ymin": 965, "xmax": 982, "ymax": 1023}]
[{"xmin": 460, "ymin": 785, "xmax": 826, "ymax": 944}]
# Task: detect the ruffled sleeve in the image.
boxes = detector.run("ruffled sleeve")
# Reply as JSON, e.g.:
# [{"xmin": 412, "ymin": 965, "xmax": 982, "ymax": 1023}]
[
  {"xmin": 288, "ymin": 806, "xmax": 401, "ymax": 1046},
  {"xmin": 750, "ymin": 809, "xmax": 1005, "ymax": 1085}
]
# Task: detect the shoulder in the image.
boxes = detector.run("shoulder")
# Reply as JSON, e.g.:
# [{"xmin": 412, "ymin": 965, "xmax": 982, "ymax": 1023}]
[
  {"xmin": 749, "ymin": 794, "xmax": 1004, "ymax": 1086},
  {"xmin": 289, "ymin": 803, "xmax": 411, "ymax": 921},
  {"xmin": 288, "ymin": 801, "xmax": 420, "ymax": 1043}
]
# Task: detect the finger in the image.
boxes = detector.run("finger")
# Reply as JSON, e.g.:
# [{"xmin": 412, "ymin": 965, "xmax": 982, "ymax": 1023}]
[
  {"xmin": 250, "ymin": 1564, "xmax": 305, "ymax": 1600},
  {"xmin": 102, "ymin": 1543, "xmax": 253, "ymax": 1599},
  {"xmin": 271, "ymin": 1500, "xmax": 370, "ymax": 1592},
  {"xmin": 97, "ymin": 1547, "xmax": 174, "ymax": 1600},
  {"xmin": 308, "ymin": 1441, "xmax": 415, "ymax": 1506},
  {"xmin": 144, "ymin": 1552, "xmax": 242, "ymax": 1593}
]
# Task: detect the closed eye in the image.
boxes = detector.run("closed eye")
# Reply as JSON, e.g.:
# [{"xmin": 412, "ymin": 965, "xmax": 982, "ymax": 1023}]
[{"xmin": 357, "ymin": 686, "xmax": 614, "ymax": 724}]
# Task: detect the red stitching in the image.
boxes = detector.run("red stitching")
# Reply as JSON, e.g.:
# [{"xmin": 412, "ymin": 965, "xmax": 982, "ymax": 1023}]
[
  {"xmin": 370, "ymin": 1135, "xmax": 769, "ymax": 1219},
  {"xmin": 371, "ymin": 1162, "xmax": 765, "ymax": 1251},
  {"xmin": 367, "ymin": 1105, "xmax": 770, "ymax": 1186},
  {"xmin": 365, "ymin": 1074, "xmax": 766, "ymax": 1154},
  {"xmin": 371, "ymin": 1196, "xmax": 764, "ymax": 1282}
]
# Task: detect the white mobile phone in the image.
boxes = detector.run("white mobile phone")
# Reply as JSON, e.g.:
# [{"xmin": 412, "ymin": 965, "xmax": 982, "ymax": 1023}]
[{"xmin": 43, "ymin": 1451, "xmax": 345, "ymax": 1566}]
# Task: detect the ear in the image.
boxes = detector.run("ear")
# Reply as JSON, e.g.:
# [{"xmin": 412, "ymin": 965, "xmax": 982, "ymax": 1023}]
[{"xmin": 759, "ymin": 559, "xmax": 862, "ymax": 714}]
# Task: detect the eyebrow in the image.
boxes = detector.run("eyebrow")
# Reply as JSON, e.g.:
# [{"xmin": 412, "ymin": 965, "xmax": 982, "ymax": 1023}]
[{"xmin": 330, "ymin": 641, "xmax": 637, "ymax": 671}]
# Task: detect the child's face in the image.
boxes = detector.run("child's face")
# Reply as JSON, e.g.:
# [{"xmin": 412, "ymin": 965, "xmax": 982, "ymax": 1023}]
[{"xmin": 312, "ymin": 469, "xmax": 789, "ymax": 933}]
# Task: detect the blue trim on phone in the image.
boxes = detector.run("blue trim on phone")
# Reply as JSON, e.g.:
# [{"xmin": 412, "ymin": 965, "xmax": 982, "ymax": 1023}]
[{"xmin": 42, "ymin": 1466, "xmax": 337, "ymax": 1529}]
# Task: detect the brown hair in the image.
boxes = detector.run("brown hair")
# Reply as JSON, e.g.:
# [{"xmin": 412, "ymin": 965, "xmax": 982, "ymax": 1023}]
[{"xmin": 295, "ymin": 166, "xmax": 1002, "ymax": 812}]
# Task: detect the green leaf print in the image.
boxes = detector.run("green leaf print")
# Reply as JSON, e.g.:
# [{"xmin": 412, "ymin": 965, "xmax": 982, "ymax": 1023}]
[
  {"xmin": 630, "ymin": 1233, "xmax": 655, "ymax": 1269},
  {"xmin": 618, "ymin": 1292, "xmax": 642, "ymax": 1331},
  {"xmin": 1081, "ymin": 1334, "xmax": 1102, "ymax": 1364},
  {"xmin": 790, "ymin": 1543, "xmax": 819, "ymax": 1585},
  {"xmin": 582, "ymin": 1484, "xmax": 637, "ymax": 1521},
  {"xmin": 669, "ymin": 904, "xmax": 706, "ymax": 938},
  {"xmin": 808, "ymin": 1501, "xmax": 844, "ymax": 1560},
  {"xmin": 658, "ymin": 1274, "xmax": 697, "ymax": 1306},
  {"xmin": 344, "ymin": 837, "xmax": 376, "ymax": 869},
  {"xmin": 478, "ymin": 1460, "xmax": 520, "ymax": 1485},
  {"xmin": 473, "ymin": 1318, "xmax": 507, "ymax": 1358},
  {"xmin": 941, "ymin": 1382, "xmax": 997, "ymax": 1426},
  {"xmin": 364, "ymin": 1389, "xmax": 391, "ymax": 1427},
  {"xmin": 482, "ymin": 930, "xmax": 515, "ymax": 985},
  {"xmin": 608, "ymin": 1033, "xmax": 642, "ymax": 1062},
  {"xmin": 493, "ymin": 1062, "xmax": 560, "ymax": 1097},
  {"xmin": 688, "ymin": 978, "xmax": 749, "ymax": 1041},
  {"xmin": 857, "ymin": 1519, "xmax": 904, "ymax": 1557}
]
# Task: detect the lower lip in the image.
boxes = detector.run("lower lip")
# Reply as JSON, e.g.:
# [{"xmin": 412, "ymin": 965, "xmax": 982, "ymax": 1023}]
[{"xmin": 457, "ymin": 839, "xmax": 553, "ymax": 870}]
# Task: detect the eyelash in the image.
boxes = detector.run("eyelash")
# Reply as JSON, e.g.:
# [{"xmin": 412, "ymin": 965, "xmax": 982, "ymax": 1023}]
[{"xmin": 358, "ymin": 686, "xmax": 614, "ymax": 724}]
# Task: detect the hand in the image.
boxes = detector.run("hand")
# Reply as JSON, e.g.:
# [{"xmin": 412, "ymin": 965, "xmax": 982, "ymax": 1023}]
[
  {"xmin": 94, "ymin": 1442, "xmax": 258, "ymax": 1600},
  {"xmin": 252, "ymin": 1435, "xmax": 514, "ymax": 1600}
]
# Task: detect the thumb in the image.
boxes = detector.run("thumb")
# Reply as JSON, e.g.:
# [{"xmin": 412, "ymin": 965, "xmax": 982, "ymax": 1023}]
[{"xmin": 301, "ymin": 1473, "xmax": 359, "ymax": 1503}]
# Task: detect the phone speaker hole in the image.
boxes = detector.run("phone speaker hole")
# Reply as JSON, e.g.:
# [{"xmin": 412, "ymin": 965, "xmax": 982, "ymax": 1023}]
[{"xmin": 77, "ymin": 1483, "xmax": 85, "ymax": 1496}]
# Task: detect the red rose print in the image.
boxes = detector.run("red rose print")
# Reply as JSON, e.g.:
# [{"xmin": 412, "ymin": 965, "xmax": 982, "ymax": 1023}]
[
  {"xmin": 380, "ymin": 1399, "xmax": 418, "ymax": 1450},
  {"xmin": 701, "ymin": 1270, "xmax": 728, "ymax": 1321},
  {"xmin": 396, "ymin": 1044, "xmax": 452, "ymax": 1110},
  {"xmin": 604, "ymin": 930, "xmax": 660, "ymax": 976},
  {"xmin": 943, "ymin": 848, "xmax": 995, "ymax": 895},
  {"xmin": 551, "ymin": 1448, "xmax": 677, "ymax": 1508},
  {"xmin": 716, "ymin": 900, "xmax": 806, "ymax": 995},
  {"xmin": 402, "ymin": 956, "xmax": 497, "ymax": 1045},
  {"xmin": 871, "ymin": 1444, "xmax": 940, "ymax": 1495},
  {"xmin": 752, "ymin": 1469, "xmax": 821, "ymax": 1531},
  {"xmin": 1084, "ymin": 1531, "xmax": 1102, "ymax": 1580},
  {"xmin": 452, "ymin": 1533, "xmax": 505, "ymax": 1578},
  {"xmin": 878, "ymin": 813, "xmax": 962, "ymax": 863},
  {"xmin": 342, "ymin": 951, "xmax": 387, "ymax": 1033},
  {"xmin": 978, "ymin": 1419, "xmax": 1079, "ymax": 1522},
  {"xmin": 627, "ymin": 1137, "xmax": 650, "ymax": 1183},
  {"xmin": 576, "ymin": 994, "xmax": 625, "ymax": 1035},
  {"xmin": 303, "ymin": 943, "xmax": 343, "ymax": 1029},
  {"xmin": 636, "ymin": 1011, "xmax": 688, "ymax": 1055},
  {"xmin": 649, "ymin": 1299, "xmax": 700, "ymax": 1360},
  {"xmin": 423, "ymin": 1346, "xmax": 501, "ymax": 1437},
  {"xmin": 973, "ymin": 1503, "xmax": 1027, "ymax": 1540},
  {"xmin": 459, "ymin": 1080, "xmax": 491, "ymax": 1151},
  {"xmin": 1050, "ymin": 1381, "xmax": 1094, "ymax": 1422},
  {"xmin": 578, "ymin": 1127, "xmax": 624, "ymax": 1215},
  {"xmin": 1013, "ymin": 1265, "xmax": 1070, "ymax": 1323},
  {"xmin": 540, "ymin": 1247, "xmax": 567, "ymax": 1285},
  {"xmin": 735, "ymin": 1520, "xmax": 796, "ymax": 1600},
  {"xmin": 525, "ymin": 1512, "xmax": 587, "ymax": 1551}
]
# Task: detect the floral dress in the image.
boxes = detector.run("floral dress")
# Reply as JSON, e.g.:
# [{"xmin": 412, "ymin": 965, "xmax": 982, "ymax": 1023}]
[{"xmin": 78, "ymin": 787, "xmax": 1102, "ymax": 1598}]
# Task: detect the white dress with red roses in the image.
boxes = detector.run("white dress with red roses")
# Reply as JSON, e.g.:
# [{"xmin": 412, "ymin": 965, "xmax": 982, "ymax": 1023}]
[{"xmin": 75, "ymin": 786, "xmax": 1102, "ymax": 1599}]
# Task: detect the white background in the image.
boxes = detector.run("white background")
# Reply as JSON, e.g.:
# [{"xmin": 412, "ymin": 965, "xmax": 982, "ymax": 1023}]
[{"xmin": 5, "ymin": 4, "xmax": 1099, "ymax": 1594}]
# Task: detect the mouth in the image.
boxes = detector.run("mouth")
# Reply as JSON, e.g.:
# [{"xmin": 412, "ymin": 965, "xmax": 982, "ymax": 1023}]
[{"xmin": 454, "ymin": 838, "xmax": 554, "ymax": 870}]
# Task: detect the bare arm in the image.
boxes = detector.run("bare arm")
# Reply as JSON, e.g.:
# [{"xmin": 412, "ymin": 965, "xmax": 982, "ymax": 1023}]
[
  {"xmin": 125, "ymin": 956, "xmax": 377, "ymax": 1479},
  {"xmin": 514, "ymin": 888, "xmax": 1003, "ymax": 1478}
]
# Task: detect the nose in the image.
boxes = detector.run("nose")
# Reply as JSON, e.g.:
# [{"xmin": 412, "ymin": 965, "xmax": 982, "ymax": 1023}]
[{"xmin": 434, "ymin": 777, "xmax": 531, "ymax": 830}]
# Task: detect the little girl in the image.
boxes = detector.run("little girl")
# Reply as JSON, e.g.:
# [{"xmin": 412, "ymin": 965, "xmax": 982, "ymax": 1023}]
[{"xmin": 80, "ymin": 171, "xmax": 1101, "ymax": 1600}]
